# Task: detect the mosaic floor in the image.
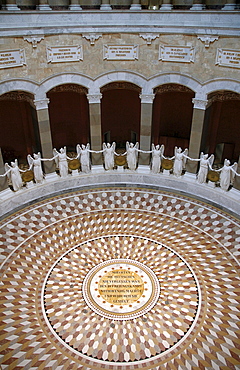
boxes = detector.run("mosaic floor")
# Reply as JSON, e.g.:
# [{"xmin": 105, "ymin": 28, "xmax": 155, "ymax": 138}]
[{"xmin": 0, "ymin": 186, "xmax": 239, "ymax": 370}]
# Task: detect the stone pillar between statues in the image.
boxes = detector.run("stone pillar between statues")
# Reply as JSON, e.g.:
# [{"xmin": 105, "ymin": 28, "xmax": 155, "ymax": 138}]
[
  {"xmin": 0, "ymin": 148, "xmax": 8, "ymax": 192},
  {"xmin": 187, "ymin": 98, "xmax": 208, "ymax": 173},
  {"xmin": 139, "ymin": 94, "xmax": 155, "ymax": 165},
  {"xmin": 38, "ymin": 0, "xmax": 52, "ymax": 10},
  {"xmin": 6, "ymin": 0, "xmax": 20, "ymax": 10},
  {"xmin": 160, "ymin": 0, "xmax": 173, "ymax": 10},
  {"xmin": 87, "ymin": 94, "xmax": 103, "ymax": 165},
  {"xmin": 130, "ymin": 0, "xmax": 142, "ymax": 10},
  {"xmin": 190, "ymin": 0, "xmax": 204, "ymax": 10},
  {"xmin": 34, "ymin": 99, "xmax": 55, "ymax": 174},
  {"xmin": 100, "ymin": 0, "xmax": 112, "ymax": 10}
]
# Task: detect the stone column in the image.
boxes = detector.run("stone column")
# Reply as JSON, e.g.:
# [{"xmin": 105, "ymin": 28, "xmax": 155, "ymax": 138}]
[
  {"xmin": 37, "ymin": 0, "xmax": 51, "ymax": 10},
  {"xmin": 188, "ymin": 98, "xmax": 208, "ymax": 173},
  {"xmin": 160, "ymin": 0, "xmax": 173, "ymax": 10},
  {"xmin": 222, "ymin": 0, "xmax": 236, "ymax": 10},
  {"xmin": 6, "ymin": 0, "xmax": 20, "ymax": 10},
  {"xmin": 87, "ymin": 94, "xmax": 103, "ymax": 165},
  {"xmin": 190, "ymin": 0, "xmax": 204, "ymax": 10},
  {"xmin": 69, "ymin": 0, "xmax": 82, "ymax": 10},
  {"xmin": 100, "ymin": 0, "xmax": 112, "ymax": 10},
  {"xmin": 0, "ymin": 148, "xmax": 8, "ymax": 192},
  {"xmin": 208, "ymin": 100, "xmax": 222, "ymax": 155},
  {"xmin": 139, "ymin": 94, "xmax": 155, "ymax": 165},
  {"xmin": 34, "ymin": 98, "xmax": 55, "ymax": 174},
  {"xmin": 130, "ymin": 0, "xmax": 142, "ymax": 10}
]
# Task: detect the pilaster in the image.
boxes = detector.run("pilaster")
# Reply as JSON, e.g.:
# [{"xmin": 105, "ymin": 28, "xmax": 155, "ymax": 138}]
[
  {"xmin": 87, "ymin": 94, "xmax": 103, "ymax": 165},
  {"xmin": 34, "ymin": 98, "xmax": 55, "ymax": 174},
  {"xmin": 0, "ymin": 148, "xmax": 8, "ymax": 192},
  {"xmin": 139, "ymin": 94, "xmax": 155, "ymax": 165}
]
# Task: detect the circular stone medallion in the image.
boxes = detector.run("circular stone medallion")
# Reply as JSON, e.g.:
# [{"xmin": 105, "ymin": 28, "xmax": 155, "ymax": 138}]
[{"xmin": 82, "ymin": 259, "xmax": 160, "ymax": 320}]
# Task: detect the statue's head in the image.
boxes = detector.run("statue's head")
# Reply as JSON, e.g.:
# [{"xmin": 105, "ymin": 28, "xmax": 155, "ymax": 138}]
[
  {"xmin": 177, "ymin": 147, "xmax": 182, "ymax": 153},
  {"xmin": 60, "ymin": 148, "xmax": 64, "ymax": 153},
  {"xmin": 130, "ymin": 143, "xmax": 134, "ymax": 148},
  {"xmin": 33, "ymin": 153, "xmax": 38, "ymax": 159},
  {"xmin": 224, "ymin": 159, "xmax": 230, "ymax": 166},
  {"xmin": 11, "ymin": 162, "xmax": 15, "ymax": 167},
  {"xmin": 156, "ymin": 144, "xmax": 160, "ymax": 150},
  {"xmin": 107, "ymin": 143, "xmax": 111, "ymax": 148},
  {"xmin": 82, "ymin": 144, "xmax": 85, "ymax": 149},
  {"xmin": 203, "ymin": 154, "xmax": 208, "ymax": 159}
]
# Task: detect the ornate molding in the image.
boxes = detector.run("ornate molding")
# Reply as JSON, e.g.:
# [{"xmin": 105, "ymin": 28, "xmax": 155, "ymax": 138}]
[
  {"xmin": 34, "ymin": 98, "xmax": 50, "ymax": 110},
  {"xmin": 140, "ymin": 94, "xmax": 155, "ymax": 103},
  {"xmin": 139, "ymin": 33, "xmax": 160, "ymax": 45},
  {"xmin": 208, "ymin": 91, "xmax": 240, "ymax": 104},
  {"xmin": 197, "ymin": 35, "xmax": 218, "ymax": 48},
  {"xmin": 101, "ymin": 82, "xmax": 141, "ymax": 93},
  {"xmin": 87, "ymin": 94, "xmax": 102, "ymax": 104},
  {"xmin": 24, "ymin": 35, "xmax": 44, "ymax": 48},
  {"xmin": 82, "ymin": 33, "xmax": 102, "ymax": 45},
  {"xmin": 192, "ymin": 98, "xmax": 208, "ymax": 110},
  {"xmin": 49, "ymin": 84, "xmax": 88, "ymax": 94},
  {"xmin": 154, "ymin": 84, "xmax": 193, "ymax": 94},
  {"xmin": 0, "ymin": 92, "xmax": 34, "ymax": 107}
]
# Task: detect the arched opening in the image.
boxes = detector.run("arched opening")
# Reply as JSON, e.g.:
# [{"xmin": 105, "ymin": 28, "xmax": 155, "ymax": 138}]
[
  {"xmin": 101, "ymin": 82, "xmax": 141, "ymax": 149},
  {"xmin": 203, "ymin": 90, "xmax": 240, "ymax": 164},
  {"xmin": 152, "ymin": 83, "xmax": 194, "ymax": 156},
  {"xmin": 47, "ymin": 84, "xmax": 90, "ymax": 151},
  {"xmin": 0, "ymin": 91, "xmax": 40, "ymax": 164}
]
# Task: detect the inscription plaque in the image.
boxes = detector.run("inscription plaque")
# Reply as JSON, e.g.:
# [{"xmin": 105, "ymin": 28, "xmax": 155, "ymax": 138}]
[
  {"xmin": 103, "ymin": 45, "xmax": 138, "ymax": 60},
  {"xmin": 82, "ymin": 259, "xmax": 160, "ymax": 320},
  {"xmin": 47, "ymin": 46, "xmax": 83, "ymax": 63},
  {"xmin": 0, "ymin": 49, "xmax": 26, "ymax": 69},
  {"xmin": 216, "ymin": 49, "xmax": 240, "ymax": 68},
  {"xmin": 159, "ymin": 46, "xmax": 195, "ymax": 63}
]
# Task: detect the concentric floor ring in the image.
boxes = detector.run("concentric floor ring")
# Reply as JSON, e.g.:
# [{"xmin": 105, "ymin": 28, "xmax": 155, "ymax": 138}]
[{"xmin": 0, "ymin": 186, "xmax": 239, "ymax": 369}]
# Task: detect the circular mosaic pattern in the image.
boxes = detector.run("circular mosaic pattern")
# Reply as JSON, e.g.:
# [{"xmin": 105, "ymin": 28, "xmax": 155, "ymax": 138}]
[
  {"xmin": 0, "ymin": 186, "xmax": 239, "ymax": 369},
  {"xmin": 43, "ymin": 235, "xmax": 199, "ymax": 362}
]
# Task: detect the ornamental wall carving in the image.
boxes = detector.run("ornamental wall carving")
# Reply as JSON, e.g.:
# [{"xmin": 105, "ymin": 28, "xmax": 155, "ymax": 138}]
[
  {"xmin": 101, "ymin": 82, "xmax": 141, "ymax": 93},
  {"xmin": 0, "ymin": 91, "xmax": 34, "ymax": 107},
  {"xmin": 208, "ymin": 91, "xmax": 240, "ymax": 104},
  {"xmin": 48, "ymin": 84, "xmax": 88, "ymax": 95},
  {"xmin": 154, "ymin": 84, "xmax": 193, "ymax": 95}
]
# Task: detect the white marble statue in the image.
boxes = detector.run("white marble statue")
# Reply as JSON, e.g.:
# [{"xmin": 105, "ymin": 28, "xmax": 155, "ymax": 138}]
[
  {"xmin": 53, "ymin": 147, "xmax": 70, "ymax": 178},
  {"xmin": 102, "ymin": 142, "xmax": 117, "ymax": 170},
  {"xmin": 124, "ymin": 142, "xmax": 139, "ymax": 171},
  {"xmin": 151, "ymin": 144, "xmax": 165, "ymax": 174},
  {"xmin": 172, "ymin": 147, "xmax": 189, "ymax": 177},
  {"xmin": 27, "ymin": 152, "xmax": 45, "ymax": 184},
  {"xmin": 4, "ymin": 159, "xmax": 23, "ymax": 191},
  {"xmin": 212, "ymin": 159, "xmax": 239, "ymax": 191},
  {"xmin": 188, "ymin": 152, "xmax": 214, "ymax": 184},
  {"xmin": 76, "ymin": 143, "xmax": 100, "ymax": 173}
]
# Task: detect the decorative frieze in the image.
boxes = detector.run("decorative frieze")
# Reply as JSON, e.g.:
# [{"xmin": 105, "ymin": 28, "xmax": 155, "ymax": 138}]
[
  {"xmin": 82, "ymin": 33, "xmax": 102, "ymax": 45},
  {"xmin": 197, "ymin": 35, "xmax": 218, "ymax": 48},
  {"xmin": 24, "ymin": 35, "xmax": 44, "ymax": 48},
  {"xmin": 103, "ymin": 45, "xmax": 138, "ymax": 60},
  {"xmin": 34, "ymin": 98, "xmax": 50, "ymax": 110},
  {"xmin": 154, "ymin": 84, "xmax": 193, "ymax": 94},
  {"xmin": 0, "ymin": 92, "xmax": 34, "ymax": 106},
  {"xmin": 0, "ymin": 49, "xmax": 26, "ymax": 69},
  {"xmin": 87, "ymin": 94, "xmax": 102, "ymax": 104},
  {"xmin": 101, "ymin": 82, "xmax": 141, "ymax": 93},
  {"xmin": 216, "ymin": 48, "xmax": 240, "ymax": 69},
  {"xmin": 140, "ymin": 94, "xmax": 155, "ymax": 103},
  {"xmin": 159, "ymin": 46, "xmax": 195, "ymax": 63},
  {"xmin": 192, "ymin": 98, "xmax": 208, "ymax": 110},
  {"xmin": 208, "ymin": 91, "xmax": 240, "ymax": 104},
  {"xmin": 46, "ymin": 46, "xmax": 83, "ymax": 63},
  {"xmin": 49, "ymin": 84, "xmax": 87, "ymax": 94},
  {"xmin": 139, "ymin": 33, "xmax": 159, "ymax": 45}
]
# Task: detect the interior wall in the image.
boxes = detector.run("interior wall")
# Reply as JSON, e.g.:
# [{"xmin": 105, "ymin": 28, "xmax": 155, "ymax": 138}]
[
  {"xmin": 47, "ymin": 90, "xmax": 90, "ymax": 151},
  {"xmin": 101, "ymin": 89, "xmax": 141, "ymax": 148}
]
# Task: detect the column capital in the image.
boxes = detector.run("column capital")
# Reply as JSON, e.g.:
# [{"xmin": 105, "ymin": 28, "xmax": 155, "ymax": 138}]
[
  {"xmin": 192, "ymin": 98, "xmax": 208, "ymax": 110},
  {"xmin": 34, "ymin": 98, "xmax": 50, "ymax": 110},
  {"xmin": 140, "ymin": 94, "xmax": 155, "ymax": 104},
  {"xmin": 87, "ymin": 94, "xmax": 102, "ymax": 104}
]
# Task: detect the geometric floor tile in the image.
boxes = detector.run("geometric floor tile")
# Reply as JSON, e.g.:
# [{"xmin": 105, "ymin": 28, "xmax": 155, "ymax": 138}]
[{"xmin": 0, "ymin": 186, "xmax": 239, "ymax": 369}]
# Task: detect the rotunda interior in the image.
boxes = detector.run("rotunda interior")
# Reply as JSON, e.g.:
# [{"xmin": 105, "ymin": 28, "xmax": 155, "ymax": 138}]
[{"xmin": 0, "ymin": 2, "xmax": 240, "ymax": 370}]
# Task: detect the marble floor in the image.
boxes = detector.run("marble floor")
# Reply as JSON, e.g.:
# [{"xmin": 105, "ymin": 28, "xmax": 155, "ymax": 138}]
[{"xmin": 0, "ymin": 186, "xmax": 239, "ymax": 369}]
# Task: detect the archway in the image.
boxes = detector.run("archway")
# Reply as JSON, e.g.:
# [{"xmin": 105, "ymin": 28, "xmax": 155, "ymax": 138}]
[
  {"xmin": 152, "ymin": 83, "xmax": 194, "ymax": 156},
  {"xmin": 100, "ymin": 82, "xmax": 141, "ymax": 149},
  {"xmin": 0, "ymin": 91, "xmax": 40, "ymax": 164},
  {"xmin": 47, "ymin": 84, "xmax": 90, "ymax": 151}
]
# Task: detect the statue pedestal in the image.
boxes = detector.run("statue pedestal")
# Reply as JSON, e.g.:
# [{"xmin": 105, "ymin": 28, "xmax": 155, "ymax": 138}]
[
  {"xmin": 207, "ymin": 181, "xmax": 216, "ymax": 188},
  {"xmin": 163, "ymin": 169, "xmax": 170, "ymax": 176},
  {"xmin": 26, "ymin": 181, "xmax": 34, "ymax": 189}
]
